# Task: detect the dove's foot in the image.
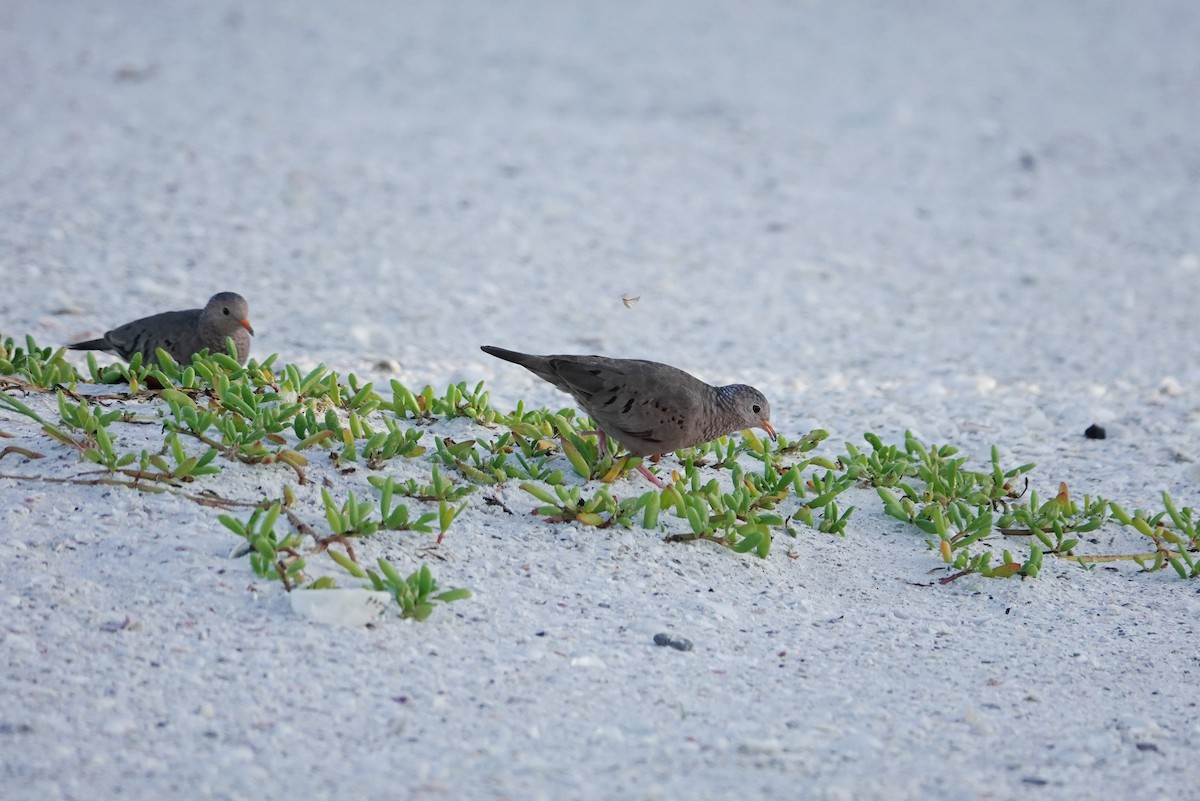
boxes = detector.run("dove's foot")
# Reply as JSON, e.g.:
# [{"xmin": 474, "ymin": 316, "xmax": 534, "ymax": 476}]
[{"xmin": 636, "ymin": 463, "xmax": 665, "ymax": 488}]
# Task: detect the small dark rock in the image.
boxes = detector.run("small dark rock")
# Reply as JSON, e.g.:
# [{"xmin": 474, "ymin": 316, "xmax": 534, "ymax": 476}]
[
  {"xmin": 1084, "ymin": 424, "xmax": 1107, "ymax": 440},
  {"xmin": 653, "ymin": 632, "xmax": 693, "ymax": 651},
  {"xmin": 114, "ymin": 63, "xmax": 159, "ymax": 84},
  {"xmin": 1136, "ymin": 742, "xmax": 1159, "ymax": 752},
  {"xmin": 1022, "ymin": 777, "xmax": 1049, "ymax": 786}
]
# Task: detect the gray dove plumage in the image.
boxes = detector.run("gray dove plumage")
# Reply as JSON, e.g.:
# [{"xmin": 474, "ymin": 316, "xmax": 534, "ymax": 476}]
[
  {"xmin": 481, "ymin": 345, "xmax": 775, "ymax": 485},
  {"xmin": 69, "ymin": 292, "xmax": 254, "ymax": 365}
]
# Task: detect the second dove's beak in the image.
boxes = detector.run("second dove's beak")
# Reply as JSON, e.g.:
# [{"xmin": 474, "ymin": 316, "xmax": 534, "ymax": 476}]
[
  {"xmin": 761, "ymin": 420, "xmax": 777, "ymax": 440},
  {"xmin": 241, "ymin": 319, "xmax": 255, "ymax": 336}
]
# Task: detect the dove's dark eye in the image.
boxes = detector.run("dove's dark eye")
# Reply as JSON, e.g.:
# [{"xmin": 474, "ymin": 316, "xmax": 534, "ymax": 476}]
[
  {"xmin": 752, "ymin": 404, "xmax": 761, "ymax": 414},
  {"xmin": 222, "ymin": 307, "xmax": 230, "ymax": 315}
]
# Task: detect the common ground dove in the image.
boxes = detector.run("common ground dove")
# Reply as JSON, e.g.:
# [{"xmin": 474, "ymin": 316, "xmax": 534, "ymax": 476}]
[
  {"xmin": 481, "ymin": 345, "xmax": 776, "ymax": 485},
  {"xmin": 69, "ymin": 292, "xmax": 254, "ymax": 365}
]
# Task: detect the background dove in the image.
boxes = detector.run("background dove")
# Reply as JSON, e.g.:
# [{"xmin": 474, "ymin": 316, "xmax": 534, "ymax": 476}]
[{"xmin": 69, "ymin": 292, "xmax": 254, "ymax": 365}]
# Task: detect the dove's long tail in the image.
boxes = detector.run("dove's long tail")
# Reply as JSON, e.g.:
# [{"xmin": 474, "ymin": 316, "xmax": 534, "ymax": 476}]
[
  {"xmin": 480, "ymin": 345, "xmax": 535, "ymax": 366},
  {"xmin": 480, "ymin": 345, "xmax": 566, "ymax": 389},
  {"xmin": 480, "ymin": 342, "xmax": 549, "ymax": 371},
  {"xmin": 68, "ymin": 338, "xmax": 111, "ymax": 352}
]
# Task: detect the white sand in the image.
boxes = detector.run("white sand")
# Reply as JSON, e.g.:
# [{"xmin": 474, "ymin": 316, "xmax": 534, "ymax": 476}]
[{"xmin": 3, "ymin": 2, "xmax": 1200, "ymax": 799}]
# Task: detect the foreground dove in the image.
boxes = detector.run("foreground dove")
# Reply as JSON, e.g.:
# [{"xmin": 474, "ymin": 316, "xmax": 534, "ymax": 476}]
[
  {"xmin": 69, "ymin": 292, "xmax": 254, "ymax": 365},
  {"xmin": 481, "ymin": 345, "xmax": 776, "ymax": 486}
]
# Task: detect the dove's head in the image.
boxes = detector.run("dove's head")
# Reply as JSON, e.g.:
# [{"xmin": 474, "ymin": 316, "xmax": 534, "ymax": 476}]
[
  {"xmin": 721, "ymin": 384, "xmax": 776, "ymax": 440},
  {"xmin": 204, "ymin": 292, "xmax": 254, "ymax": 336}
]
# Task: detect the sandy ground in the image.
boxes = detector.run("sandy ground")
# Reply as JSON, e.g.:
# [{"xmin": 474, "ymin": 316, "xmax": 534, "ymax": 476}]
[{"xmin": 3, "ymin": 1, "xmax": 1200, "ymax": 799}]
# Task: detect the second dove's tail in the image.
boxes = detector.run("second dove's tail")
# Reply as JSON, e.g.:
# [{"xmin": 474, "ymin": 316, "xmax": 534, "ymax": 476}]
[
  {"xmin": 68, "ymin": 338, "xmax": 109, "ymax": 352},
  {"xmin": 480, "ymin": 345, "xmax": 534, "ymax": 366}
]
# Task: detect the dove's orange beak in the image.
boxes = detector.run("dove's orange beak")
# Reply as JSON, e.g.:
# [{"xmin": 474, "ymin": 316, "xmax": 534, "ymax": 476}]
[
  {"xmin": 240, "ymin": 319, "xmax": 255, "ymax": 336},
  {"xmin": 761, "ymin": 420, "xmax": 776, "ymax": 440}
]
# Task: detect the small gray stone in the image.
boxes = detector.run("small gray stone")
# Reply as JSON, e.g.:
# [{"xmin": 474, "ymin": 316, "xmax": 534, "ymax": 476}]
[{"xmin": 653, "ymin": 632, "xmax": 693, "ymax": 651}]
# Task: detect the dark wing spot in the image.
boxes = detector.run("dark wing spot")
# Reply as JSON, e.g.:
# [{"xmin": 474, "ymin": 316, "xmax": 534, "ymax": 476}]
[
  {"xmin": 602, "ymin": 395, "xmax": 618, "ymax": 406},
  {"xmin": 622, "ymin": 398, "xmax": 635, "ymax": 414},
  {"xmin": 608, "ymin": 385, "xmax": 620, "ymax": 393},
  {"xmin": 588, "ymin": 369, "xmax": 602, "ymax": 375}
]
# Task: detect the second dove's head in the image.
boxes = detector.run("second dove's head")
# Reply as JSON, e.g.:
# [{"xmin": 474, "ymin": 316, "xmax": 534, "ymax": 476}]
[
  {"xmin": 204, "ymin": 292, "xmax": 254, "ymax": 336},
  {"xmin": 721, "ymin": 384, "xmax": 776, "ymax": 440}
]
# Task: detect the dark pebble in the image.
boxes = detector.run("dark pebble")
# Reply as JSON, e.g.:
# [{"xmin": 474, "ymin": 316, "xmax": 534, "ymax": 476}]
[
  {"xmin": 653, "ymin": 632, "xmax": 693, "ymax": 651},
  {"xmin": 1084, "ymin": 424, "xmax": 1107, "ymax": 440}
]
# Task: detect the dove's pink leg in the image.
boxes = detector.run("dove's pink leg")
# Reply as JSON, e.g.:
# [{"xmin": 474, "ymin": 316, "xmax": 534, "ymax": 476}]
[
  {"xmin": 583, "ymin": 428, "xmax": 662, "ymax": 485},
  {"xmin": 637, "ymin": 463, "xmax": 665, "ymax": 488},
  {"xmin": 578, "ymin": 429, "xmax": 657, "ymax": 484},
  {"xmin": 582, "ymin": 429, "xmax": 610, "ymax": 456}
]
